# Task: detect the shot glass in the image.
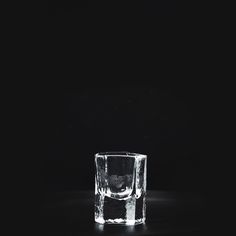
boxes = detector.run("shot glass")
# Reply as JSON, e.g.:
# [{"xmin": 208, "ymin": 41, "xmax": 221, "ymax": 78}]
[{"xmin": 95, "ymin": 152, "xmax": 147, "ymax": 225}]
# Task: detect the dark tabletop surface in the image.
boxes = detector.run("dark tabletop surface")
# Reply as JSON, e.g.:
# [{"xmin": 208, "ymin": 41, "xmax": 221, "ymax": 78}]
[{"xmin": 41, "ymin": 191, "xmax": 206, "ymax": 236}]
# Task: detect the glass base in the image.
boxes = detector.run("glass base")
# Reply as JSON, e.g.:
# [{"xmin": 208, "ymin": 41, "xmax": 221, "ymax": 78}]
[
  {"xmin": 95, "ymin": 194, "xmax": 146, "ymax": 225},
  {"xmin": 95, "ymin": 217, "xmax": 145, "ymax": 225}
]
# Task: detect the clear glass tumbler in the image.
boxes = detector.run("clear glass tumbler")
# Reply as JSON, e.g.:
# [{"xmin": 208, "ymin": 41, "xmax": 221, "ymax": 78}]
[{"xmin": 95, "ymin": 152, "xmax": 147, "ymax": 225}]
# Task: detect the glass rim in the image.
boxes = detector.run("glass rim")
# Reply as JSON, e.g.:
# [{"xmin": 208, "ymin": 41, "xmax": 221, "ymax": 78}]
[{"xmin": 95, "ymin": 151, "xmax": 147, "ymax": 158}]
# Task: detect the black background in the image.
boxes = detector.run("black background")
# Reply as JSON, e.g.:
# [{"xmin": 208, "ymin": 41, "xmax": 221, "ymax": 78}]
[
  {"xmin": 44, "ymin": 86, "xmax": 207, "ymax": 194},
  {"xmin": 44, "ymin": 2, "xmax": 210, "ymax": 234},
  {"xmin": 47, "ymin": 0, "xmax": 177, "ymax": 16}
]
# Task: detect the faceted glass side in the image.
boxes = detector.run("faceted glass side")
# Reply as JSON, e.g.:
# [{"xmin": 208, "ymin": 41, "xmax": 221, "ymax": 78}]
[{"xmin": 95, "ymin": 152, "xmax": 147, "ymax": 225}]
